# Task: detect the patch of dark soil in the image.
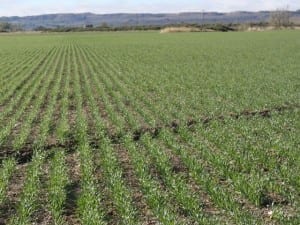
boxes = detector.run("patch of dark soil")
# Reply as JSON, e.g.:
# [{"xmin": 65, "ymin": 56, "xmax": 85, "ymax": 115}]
[
  {"xmin": 239, "ymin": 109, "xmax": 271, "ymax": 118},
  {"xmin": 15, "ymin": 150, "xmax": 33, "ymax": 164},
  {"xmin": 132, "ymin": 125, "xmax": 163, "ymax": 142},
  {"xmin": 64, "ymin": 181, "xmax": 80, "ymax": 216},
  {"xmin": 0, "ymin": 203, "xmax": 15, "ymax": 225},
  {"xmin": 186, "ymin": 118, "xmax": 197, "ymax": 127},
  {"xmin": 1, "ymin": 148, "xmax": 39, "ymax": 165},
  {"xmin": 259, "ymin": 192, "xmax": 289, "ymax": 208},
  {"xmin": 0, "ymin": 132, "xmax": 78, "ymax": 165},
  {"xmin": 109, "ymin": 131, "xmax": 125, "ymax": 144},
  {"xmin": 131, "ymin": 127, "xmax": 144, "ymax": 142},
  {"xmin": 169, "ymin": 120, "xmax": 180, "ymax": 133},
  {"xmin": 170, "ymin": 154, "xmax": 188, "ymax": 174},
  {"xmin": 201, "ymin": 117, "xmax": 213, "ymax": 125},
  {"xmin": 0, "ymin": 148, "xmax": 33, "ymax": 165},
  {"xmin": 68, "ymin": 106, "xmax": 77, "ymax": 123}
]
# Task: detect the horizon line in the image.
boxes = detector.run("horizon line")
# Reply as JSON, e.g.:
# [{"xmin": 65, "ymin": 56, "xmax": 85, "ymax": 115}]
[{"xmin": 1, "ymin": 9, "xmax": 300, "ymax": 18}]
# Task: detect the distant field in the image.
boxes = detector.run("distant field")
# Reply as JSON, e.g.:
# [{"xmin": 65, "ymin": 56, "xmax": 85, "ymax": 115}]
[{"xmin": 0, "ymin": 31, "xmax": 299, "ymax": 225}]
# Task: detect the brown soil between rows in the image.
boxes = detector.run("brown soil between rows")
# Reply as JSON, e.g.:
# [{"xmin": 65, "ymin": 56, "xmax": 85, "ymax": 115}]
[
  {"xmin": 115, "ymin": 144, "xmax": 160, "ymax": 225},
  {"xmin": 31, "ymin": 160, "xmax": 52, "ymax": 225},
  {"xmin": 0, "ymin": 50, "xmax": 51, "ymax": 111},
  {"xmin": 158, "ymin": 141, "xmax": 222, "ymax": 216},
  {"xmin": 0, "ymin": 163, "xmax": 28, "ymax": 225},
  {"xmin": 1, "ymin": 68, "xmax": 61, "ymax": 150},
  {"xmin": 187, "ymin": 130, "xmax": 295, "ymax": 223},
  {"xmin": 63, "ymin": 151, "xmax": 81, "ymax": 225},
  {"xmin": 93, "ymin": 147, "xmax": 124, "ymax": 225}
]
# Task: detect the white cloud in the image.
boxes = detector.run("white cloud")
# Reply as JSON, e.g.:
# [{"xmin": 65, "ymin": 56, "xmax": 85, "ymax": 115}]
[
  {"xmin": 205, "ymin": 0, "xmax": 298, "ymax": 12},
  {"xmin": 0, "ymin": 0, "xmax": 299, "ymax": 17}
]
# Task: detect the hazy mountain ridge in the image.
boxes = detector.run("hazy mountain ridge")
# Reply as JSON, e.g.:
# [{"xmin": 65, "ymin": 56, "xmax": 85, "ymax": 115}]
[{"xmin": 1, "ymin": 10, "xmax": 300, "ymax": 30}]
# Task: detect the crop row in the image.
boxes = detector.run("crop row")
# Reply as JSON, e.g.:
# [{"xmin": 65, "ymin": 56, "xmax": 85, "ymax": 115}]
[{"xmin": 0, "ymin": 32, "xmax": 299, "ymax": 224}]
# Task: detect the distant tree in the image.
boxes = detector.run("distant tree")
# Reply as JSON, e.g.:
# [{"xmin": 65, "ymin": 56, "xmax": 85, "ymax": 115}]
[
  {"xmin": 0, "ymin": 22, "xmax": 11, "ymax": 32},
  {"xmin": 34, "ymin": 26, "xmax": 48, "ymax": 31},
  {"xmin": 0, "ymin": 22, "xmax": 23, "ymax": 32},
  {"xmin": 100, "ymin": 22, "xmax": 109, "ymax": 28},
  {"xmin": 270, "ymin": 7, "xmax": 291, "ymax": 27},
  {"xmin": 35, "ymin": 26, "xmax": 43, "ymax": 31}
]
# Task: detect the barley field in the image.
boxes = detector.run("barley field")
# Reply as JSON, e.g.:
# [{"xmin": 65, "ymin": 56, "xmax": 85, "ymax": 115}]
[{"xmin": 0, "ymin": 31, "xmax": 299, "ymax": 225}]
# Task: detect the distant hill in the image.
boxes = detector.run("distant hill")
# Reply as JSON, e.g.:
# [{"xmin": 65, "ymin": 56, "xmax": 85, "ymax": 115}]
[{"xmin": 1, "ymin": 11, "xmax": 300, "ymax": 30}]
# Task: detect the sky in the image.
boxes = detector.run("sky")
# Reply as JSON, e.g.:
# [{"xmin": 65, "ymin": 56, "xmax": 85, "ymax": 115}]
[{"xmin": 0, "ymin": 0, "xmax": 299, "ymax": 17}]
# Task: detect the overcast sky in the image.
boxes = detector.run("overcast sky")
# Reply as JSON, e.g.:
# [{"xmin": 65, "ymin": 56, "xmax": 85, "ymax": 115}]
[{"xmin": 0, "ymin": 0, "xmax": 299, "ymax": 17}]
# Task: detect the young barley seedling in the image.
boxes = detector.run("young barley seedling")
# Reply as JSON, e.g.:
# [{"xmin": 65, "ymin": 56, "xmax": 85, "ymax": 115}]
[
  {"xmin": 48, "ymin": 150, "xmax": 69, "ymax": 225},
  {"xmin": 0, "ymin": 158, "xmax": 16, "ymax": 204}
]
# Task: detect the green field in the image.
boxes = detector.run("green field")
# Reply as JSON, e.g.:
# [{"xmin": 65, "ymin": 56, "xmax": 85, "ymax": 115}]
[{"xmin": 0, "ymin": 31, "xmax": 299, "ymax": 225}]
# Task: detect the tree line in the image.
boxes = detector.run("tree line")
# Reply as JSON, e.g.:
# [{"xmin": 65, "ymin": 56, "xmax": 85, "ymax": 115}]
[
  {"xmin": 1, "ymin": 8, "xmax": 296, "ymax": 33},
  {"xmin": 0, "ymin": 22, "xmax": 23, "ymax": 32}
]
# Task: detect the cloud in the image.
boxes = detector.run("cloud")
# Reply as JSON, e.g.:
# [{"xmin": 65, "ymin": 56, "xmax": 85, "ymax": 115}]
[
  {"xmin": 205, "ymin": 0, "xmax": 298, "ymax": 12},
  {"xmin": 0, "ymin": 0, "xmax": 299, "ymax": 17}
]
